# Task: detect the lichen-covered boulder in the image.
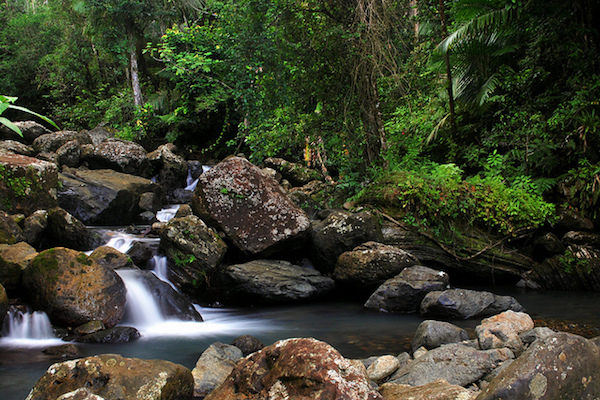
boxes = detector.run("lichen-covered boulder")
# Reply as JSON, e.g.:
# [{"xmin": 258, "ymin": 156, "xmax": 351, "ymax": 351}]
[
  {"xmin": 204, "ymin": 338, "xmax": 383, "ymax": 400},
  {"xmin": 192, "ymin": 342, "xmax": 243, "ymax": 398},
  {"xmin": 192, "ymin": 157, "xmax": 311, "ymax": 257},
  {"xmin": 159, "ymin": 215, "xmax": 227, "ymax": 295},
  {"xmin": 477, "ymin": 332, "xmax": 600, "ymax": 400},
  {"xmin": 84, "ymin": 138, "xmax": 151, "ymax": 176},
  {"xmin": 89, "ymin": 246, "xmax": 134, "ymax": 270},
  {"xmin": 420, "ymin": 288, "xmax": 524, "ymax": 320},
  {"xmin": 476, "ymin": 311, "xmax": 534, "ymax": 354},
  {"xmin": 25, "ymin": 354, "xmax": 193, "ymax": 400},
  {"xmin": 310, "ymin": 210, "xmax": 382, "ymax": 273},
  {"xmin": 147, "ymin": 144, "xmax": 188, "ymax": 195},
  {"xmin": 0, "ymin": 154, "xmax": 58, "ymax": 215},
  {"xmin": 23, "ymin": 247, "xmax": 126, "ymax": 328},
  {"xmin": 58, "ymin": 168, "xmax": 161, "ymax": 226},
  {"xmin": 46, "ymin": 208, "xmax": 103, "ymax": 251},
  {"xmin": 214, "ymin": 259, "xmax": 335, "ymax": 304},
  {"xmin": 56, "ymin": 140, "xmax": 82, "ymax": 168},
  {"xmin": 0, "ymin": 241, "xmax": 38, "ymax": 290},
  {"xmin": 32, "ymin": 131, "xmax": 92, "ymax": 153},
  {"xmin": 0, "ymin": 120, "xmax": 52, "ymax": 144}
]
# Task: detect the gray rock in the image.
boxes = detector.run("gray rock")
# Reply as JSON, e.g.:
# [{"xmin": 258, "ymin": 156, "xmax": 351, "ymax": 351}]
[
  {"xmin": 519, "ymin": 327, "xmax": 556, "ymax": 347},
  {"xmin": 367, "ymin": 355, "xmax": 401, "ymax": 383},
  {"xmin": 32, "ymin": 131, "xmax": 92, "ymax": 154},
  {"xmin": 23, "ymin": 209, "xmax": 48, "ymax": 248},
  {"xmin": 147, "ymin": 143, "xmax": 188, "ymax": 195},
  {"xmin": 84, "ymin": 138, "xmax": 150, "ymax": 176},
  {"xmin": 46, "ymin": 208, "xmax": 103, "ymax": 251},
  {"xmin": 0, "ymin": 120, "xmax": 52, "ymax": 144},
  {"xmin": 263, "ymin": 157, "xmax": 322, "ymax": 186},
  {"xmin": 125, "ymin": 241, "xmax": 154, "ymax": 268},
  {"xmin": 75, "ymin": 326, "xmax": 140, "ymax": 343},
  {"xmin": 231, "ymin": 335, "xmax": 264, "ymax": 356},
  {"xmin": 380, "ymin": 379, "xmax": 478, "ymax": 400},
  {"xmin": 192, "ymin": 342, "xmax": 243, "ymax": 398},
  {"xmin": 0, "ymin": 140, "xmax": 35, "ymax": 156},
  {"xmin": 420, "ymin": 288, "xmax": 524, "ymax": 320},
  {"xmin": 56, "ymin": 140, "xmax": 81, "ymax": 168},
  {"xmin": 411, "ymin": 320, "xmax": 469, "ymax": 353}
]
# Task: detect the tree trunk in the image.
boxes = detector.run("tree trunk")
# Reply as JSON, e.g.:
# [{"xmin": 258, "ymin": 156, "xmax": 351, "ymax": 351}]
[
  {"xmin": 130, "ymin": 47, "xmax": 143, "ymax": 109},
  {"xmin": 359, "ymin": 73, "xmax": 388, "ymax": 169},
  {"xmin": 439, "ymin": 0, "xmax": 455, "ymax": 128}
]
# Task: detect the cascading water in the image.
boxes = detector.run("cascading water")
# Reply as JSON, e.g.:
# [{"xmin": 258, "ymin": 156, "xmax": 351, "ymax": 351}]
[
  {"xmin": 156, "ymin": 205, "xmax": 180, "ymax": 223},
  {"xmin": 0, "ymin": 308, "xmax": 61, "ymax": 347},
  {"xmin": 117, "ymin": 269, "xmax": 166, "ymax": 328},
  {"xmin": 184, "ymin": 165, "xmax": 211, "ymax": 192}
]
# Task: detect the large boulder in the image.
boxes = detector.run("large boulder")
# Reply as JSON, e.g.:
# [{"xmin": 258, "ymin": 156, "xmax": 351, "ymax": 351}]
[
  {"xmin": 333, "ymin": 241, "xmax": 419, "ymax": 290},
  {"xmin": 32, "ymin": 131, "xmax": 92, "ymax": 154},
  {"xmin": 159, "ymin": 215, "xmax": 227, "ymax": 296},
  {"xmin": 191, "ymin": 157, "xmax": 311, "ymax": 257},
  {"xmin": 365, "ymin": 266, "xmax": 449, "ymax": 313},
  {"xmin": 58, "ymin": 168, "xmax": 161, "ymax": 226},
  {"xmin": 23, "ymin": 209, "xmax": 48, "ymax": 248},
  {"xmin": 23, "ymin": 247, "xmax": 127, "ymax": 328},
  {"xmin": 192, "ymin": 342, "xmax": 243, "ymax": 398},
  {"xmin": 380, "ymin": 379, "xmax": 478, "ymax": 400},
  {"xmin": 89, "ymin": 246, "xmax": 135, "ymax": 271},
  {"xmin": 0, "ymin": 139, "xmax": 35, "ymax": 156},
  {"xmin": 420, "ymin": 288, "xmax": 524, "ymax": 320},
  {"xmin": 0, "ymin": 241, "xmax": 38, "ymax": 291},
  {"xmin": 476, "ymin": 311, "xmax": 534, "ymax": 354},
  {"xmin": 83, "ymin": 138, "xmax": 151, "ymax": 176},
  {"xmin": 0, "ymin": 120, "xmax": 52, "ymax": 144},
  {"xmin": 204, "ymin": 338, "xmax": 383, "ymax": 400},
  {"xmin": 46, "ymin": 208, "xmax": 103, "ymax": 251},
  {"xmin": 477, "ymin": 332, "xmax": 600, "ymax": 400},
  {"xmin": 263, "ymin": 157, "xmax": 322, "ymax": 186},
  {"xmin": 147, "ymin": 144, "xmax": 188, "ymax": 195},
  {"xmin": 311, "ymin": 210, "xmax": 382, "ymax": 273},
  {"xmin": 0, "ymin": 154, "xmax": 58, "ymax": 215},
  {"xmin": 411, "ymin": 320, "xmax": 469, "ymax": 353},
  {"xmin": 25, "ymin": 354, "xmax": 193, "ymax": 400},
  {"xmin": 389, "ymin": 343, "xmax": 513, "ymax": 387},
  {"xmin": 213, "ymin": 259, "xmax": 335, "ymax": 304}
]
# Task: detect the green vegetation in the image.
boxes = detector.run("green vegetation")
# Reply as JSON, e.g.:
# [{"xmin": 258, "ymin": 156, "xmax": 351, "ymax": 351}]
[{"xmin": 172, "ymin": 251, "xmax": 197, "ymax": 268}]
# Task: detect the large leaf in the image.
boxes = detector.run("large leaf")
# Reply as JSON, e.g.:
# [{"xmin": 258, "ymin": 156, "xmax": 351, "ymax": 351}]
[{"xmin": 0, "ymin": 117, "xmax": 22, "ymax": 135}]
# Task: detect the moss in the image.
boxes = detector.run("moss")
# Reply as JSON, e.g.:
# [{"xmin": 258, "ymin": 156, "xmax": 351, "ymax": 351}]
[{"xmin": 76, "ymin": 252, "xmax": 93, "ymax": 266}]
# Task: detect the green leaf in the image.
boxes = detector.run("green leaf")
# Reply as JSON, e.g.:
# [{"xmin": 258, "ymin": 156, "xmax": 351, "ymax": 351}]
[
  {"xmin": 0, "ymin": 117, "xmax": 23, "ymax": 136},
  {"xmin": 8, "ymin": 104, "xmax": 60, "ymax": 131}
]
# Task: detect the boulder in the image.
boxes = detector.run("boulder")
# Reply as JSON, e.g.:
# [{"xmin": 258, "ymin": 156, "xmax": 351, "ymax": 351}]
[
  {"xmin": 58, "ymin": 168, "xmax": 161, "ymax": 226},
  {"xmin": 23, "ymin": 247, "xmax": 127, "ymax": 328},
  {"xmin": 230, "ymin": 335, "xmax": 264, "ymax": 356},
  {"xmin": 411, "ymin": 320, "xmax": 469, "ymax": 353},
  {"xmin": 56, "ymin": 140, "xmax": 81, "ymax": 168},
  {"xmin": 380, "ymin": 379, "xmax": 478, "ymax": 400},
  {"xmin": 476, "ymin": 311, "xmax": 534, "ymax": 354},
  {"xmin": 139, "ymin": 192, "xmax": 162, "ymax": 213},
  {"xmin": 74, "ymin": 326, "xmax": 140, "ymax": 343},
  {"xmin": 192, "ymin": 157, "xmax": 311, "ymax": 257},
  {"xmin": 420, "ymin": 289, "xmax": 524, "ymax": 320},
  {"xmin": 532, "ymin": 232, "xmax": 565, "ymax": 260},
  {"xmin": 83, "ymin": 138, "xmax": 151, "ymax": 176},
  {"xmin": 263, "ymin": 157, "xmax": 322, "ymax": 186},
  {"xmin": 0, "ymin": 283, "xmax": 7, "ymax": 327},
  {"xmin": 0, "ymin": 139, "xmax": 35, "ymax": 156},
  {"xmin": 192, "ymin": 342, "xmax": 243, "ymax": 398},
  {"xmin": 204, "ymin": 338, "xmax": 383, "ymax": 400},
  {"xmin": 32, "ymin": 131, "xmax": 92, "ymax": 153},
  {"xmin": 214, "ymin": 259, "xmax": 335, "ymax": 304},
  {"xmin": 46, "ymin": 208, "xmax": 103, "ymax": 251},
  {"xmin": 55, "ymin": 388, "xmax": 105, "ymax": 400},
  {"xmin": 477, "ymin": 332, "xmax": 600, "ymax": 400},
  {"xmin": 23, "ymin": 209, "xmax": 48, "ymax": 248},
  {"xmin": 42, "ymin": 344, "xmax": 83, "ymax": 360},
  {"xmin": 89, "ymin": 246, "xmax": 134, "ymax": 270},
  {"xmin": 147, "ymin": 144, "xmax": 188, "ymax": 195},
  {"xmin": 0, "ymin": 210, "xmax": 25, "ymax": 244},
  {"xmin": 74, "ymin": 320, "xmax": 105, "ymax": 336},
  {"xmin": 389, "ymin": 343, "xmax": 513, "ymax": 387},
  {"xmin": 563, "ymin": 231, "xmax": 600, "ymax": 248},
  {"xmin": 367, "ymin": 355, "xmax": 401, "ymax": 383},
  {"xmin": 159, "ymin": 215, "xmax": 227, "ymax": 296},
  {"xmin": 0, "ymin": 154, "xmax": 58, "ymax": 215},
  {"xmin": 25, "ymin": 354, "xmax": 193, "ymax": 400},
  {"xmin": 85, "ymin": 126, "xmax": 113, "ymax": 147},
  {"xmin": 554, "ymin": 210, "xmax": 594, "ymax": 234},
  {"xmin": 0, "ymin": 241, "xmax": 38, "ymax": 291},
  {"xmin": 333, "ymin": 241, "xmax": 419, "ymax": 290},
  {"xmin": 311, "ymin": 210, "xmax": 382, "ymax": 273},
  {"xmin": 0, "ymin": 120, "xmax": 52, "ymax": 144},
  {"xmin": 125, "ymin": 241, "xmax": 154, "ymax": 267},
  {"xmin": 365, "ymin": 266, "xmax": 449, "ymax": 313}
]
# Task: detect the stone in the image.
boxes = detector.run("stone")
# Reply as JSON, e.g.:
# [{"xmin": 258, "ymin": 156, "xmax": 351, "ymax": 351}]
[
  {"xmin": 25, "ymin": 354, "xmax": 193, "ymax": 400},
  {"xmin": 73, "ymin": 320, "xmax": 105, "ymax": 335},
  {"xmin": 192, "ymin": 157, "xmax": 311, "ymax": 257},
  {"xmin": 23, "ymin": 209, "xmax": 48, "ymax": 248},
  {"xmin": 263, "ymin": 157, "xmax": 322, "ymax": 186},
  {"xmin": 56, "ymin": 388, "xmax": 105, "ymax": 400},
  {"xmin": 0, "ymin": 210, "xmax": 25, "ymax": 244},
  {"xmin": 0, "ymin": 139, "xmax": 35, "ymax": 156},
  {"xmin": 83, "ymin": 138, "xmax": 151, "ymax": 176},
  {"xmin": 159, "ymin": 215, "xmax": 227, "ymax": 296},
  {"xmin": 56, "ymin": 140, "xmax": 81, "ymax": 168},
  {"xmin": 85, "ymin": 126, "xmax": 113, "ymax": 147},
  {"xmin": 563, "ymin": 231, "xmax": 600, "ymax": 248},
  {"xmin": 139, "ymin": 191, "xmax": 162, "ymax": 213},
  {"xmin": 0, "ymin": 154, "xmax": 58, "ymax": 215},
  {"xmin": 126, "ymin": 241, "xmax": 154, "ymax": 268},
  {"xmin": 58, "ymin": 168, "xmax": 161, "ymax": 226},
  {"xmin": 0, "ymin": 241, "xmax": 38, "ymax": 290},
  {"xmin": 477, "ymin": 332, "xmax": 600, "ymax": 400},
  {"xmin": 365, "ymin": 266, "xmax": 449, "ymax": 313},
  {"xmin": 0, "ymin": 283, "xmax": 7, "ymax": 327},
  {"xmin": 23, "ymin": 247, "xmax": 127, "ymax": 328},
  {"xmin": 192, "ymin": 342, "xmax": 243, "ymax": 398},
  {"xmin": 0, "ymin": 120, "xmax": 52, "ymax": 144},
  {"xmin": 204, "ymin": 338, "xmax": 383, "ymax": 400},
  {"xmin": 42, "ymin": 344, "xmax": 82, "ymax": 360},
  {"xmin": 380, "ymin": 379, "xmax": 478, "ymax": 400},
  {"xmin": 411, "ymin": 320, "xmax": 469, "ymax": 353},
  {"xmin": 231, "ymin": 335, "xmax": 265, "ymax": 356},
  {"xmin": 334, "ymin": 241, "xmax": 420, "ymax": 290},
  {"xmin": 389, "ymin": 343, "xmax": 514, "ymax": 387},
  {"xmin": 88, "ymin": 246, "xmax": 134, "ymax": 270},
  {"xmin": 215, "ymin": 259, "xmax": 335, "ymax": 304},
  {"xmin": 476, "ymin": 311, "xmax": 534, "ymax": 354},
  {"xmin": 147, "ymin": 143, "xmax": 188, "ymax": 195},
  {"xmin": 32, "ymin": 131, "xmax": 92, "ymax": 153},
  {"xmin": 310, "ymin": 210, "xmax": 382, "ymax": 273},
  {"xmin": 74, "ymin": 326, "xmax": 140, "ymax": 343},
  {"xmin": 367, "ymin": 355, "xmax": 401, "ymax": 383},
  {"xmin": 532, "ymin": 232, "xmax": 565, "ymax": 260},
  {"xmin": 554, "ymin": 210, "xmax": 594, "ymax": 234},
  {"xmin": 519, "ymin": 327, "xmax": 556, "ymax": 347},
  {"xmin": 46, "ymin": 208, "xmax": 103, "ymax": 251},
  {"xmin": 420, "ymin": 288, "xmax": 524, "ymax": 320},
  {"xmin": 174, "ymin": 203, "xmax": 193, "ymax": 218}
]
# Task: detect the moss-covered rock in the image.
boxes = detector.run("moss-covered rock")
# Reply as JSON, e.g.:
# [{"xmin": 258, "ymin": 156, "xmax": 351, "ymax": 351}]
[{"xmin": 0, "ymin": 241, "xmax": 38, "ymax": 291}]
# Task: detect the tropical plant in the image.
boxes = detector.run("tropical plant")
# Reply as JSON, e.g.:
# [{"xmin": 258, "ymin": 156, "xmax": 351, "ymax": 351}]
[{"xmin": 0, "ymin": 95, "xmax": 59, "ymax": 136}]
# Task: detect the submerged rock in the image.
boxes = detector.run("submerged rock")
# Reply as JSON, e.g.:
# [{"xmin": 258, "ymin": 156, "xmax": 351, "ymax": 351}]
[{"xmin": 25, "ymin": 354, "xmax": 193, "ymax": 400}]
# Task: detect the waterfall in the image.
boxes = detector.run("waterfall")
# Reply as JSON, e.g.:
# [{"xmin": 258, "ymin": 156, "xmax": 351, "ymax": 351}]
[
  {"xmin": 184, "ymin": 165, "xmax": 211, "ymax": 192},
  {"xmin": 156, "ymin": 205, "xmax": 180, "ymax": 223},
  {"xmin": 0, "ymin": 308, "xmax": 61, "ymax": 347},
  {"xmin": 117, "ymin": 269, "xmax": 166, "ymax": 328},
  {"xmin": 150, "ymin": 255, "xmax": 178, "ymax": 290}
]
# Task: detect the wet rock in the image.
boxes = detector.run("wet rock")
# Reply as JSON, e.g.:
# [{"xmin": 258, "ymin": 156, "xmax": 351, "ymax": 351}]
[
  {"xmin": 367, "ymin": 354, "xmax": 401, "ymax": 383},
  {"xmin": 126, "ymin": 241, "xmax": 154, "ymax": 268},
  {"xmin": 380, "ymin": 379, "xmax": 479, "ymax": 400},
  {"xmin": 74, "ymin": 326, "xmax": 140, "ymax": 343},
  {"xmin": 42, "ymin": 344, "xmax": 82, "ymax": 360},
  {"xmin": 204, "ymin": 337, "xmax": 383, "ymax": 400},
  {"xmin": 532, "ymin": 232, "xmax": 565, "ymax": 260},
  {"xmin": 519, "ymin": 327, "xmax": 556, "ymax": 347},
  {"xmin": 23, "ymin": 247, "xmax": 127, "ymax": 328},
  {"xmin": 477, "ymin": 332, "xmax": 600, "ymax": 400},
  {"xmin": 192, "ymin": 342, "xmax": 243, "ymax": 398},
  {"xmin": 231, "ymin": 335, "xmax": 264, "ymax": 356},
  {"xmin": 215, "ymin": 259, "xmax": 335, "ymax": 304},
  {"xmin": 159, "ymin": 215, "xmax": 227, "ymax": 296},
  {"xmin": 58, "ymin": 168, "xmax": 161, "ymax": 226},
  {"xmin": 83, "ymin": 138, "xmax": 151, "ymax": 176},
  {"xmin": 0, "ymin": 140, "xmax": 35, "ymax": 156},
  {"xmin": 411, "ymin": 320, "xmax": 469, "ymax": 353},
  {"xmin": 0, "ymin": 154, "xmax": 59, "ymax": 215},
  {"xmin": 23, "ymin": 210, "xmax": 48, "ymax": 248},
  {"xmin": 73, "ymin": 320, "xmax": 105, "ymax": 336},
  {"xmin": 365, "ymin": 266, "xmax": 449, "ymax": 313},
  {"xmin": 174, "ymin": 203, "xmax": 193, "ymax": 218},
  {"xmin": 334, "ymin": 241, "xmax": 419, "ymax": 290},
  {"xmin": 389, "ymin": 343, "xmax": 513, "ymax": 387},
  {"xmin": 147, "ymin": 143, "xmax": 188, "ymax": 195},
  {"xmin": 139, "ymin": 192, "xmax": 162, "ymax": 213},
  {"xmin": 310, "ymin": 210, "xmax": 382, "ymax": 273},
  {"xmin": 25, "ymin": 354, "xmax": 193, "ymax": 400},
  {"xmin": 0, "ymin": 120, "xmax": 52, "ymax": 144},
  {"xmin": 46, "ymin": 208, "xmax": 103, "ymax": 251},
  {"xmin": 56, "ymin": 388, "xmax": 105, "ymax": 400},
  {"xmin": 32, "ymin": 131, "xmax": 92, "ymax": 154},
  {"xmin": 476, "ymin": 311, "xmax": 534, "ymax": 354},
  {"xmin": 0, "ymin": 210, "xmax": 25, "ymax": 244},
  {"xmin": 192, "ymin": 157, "xmax": 311, "ymax": 257},
  {"xmin": 57, "ymin": 140, "xmax": 81, "ymax": 168},
  {"xmin": 0, "ymin": 283, "xmax": 7, "ymax": 327},
  {"xmin": 0, "ymin": 241, "xmax": 38, "ymax": 291},
  {"xmin": 263, "ymin": 157, "xmax": 322, "ymax": 186},
  {"xmin": 89, "ymin": 246, "xmax": 134, "ymax": 270},
  {"xmin": 420, "ymin": 288, "xmax": 524, "ymax": 320}
]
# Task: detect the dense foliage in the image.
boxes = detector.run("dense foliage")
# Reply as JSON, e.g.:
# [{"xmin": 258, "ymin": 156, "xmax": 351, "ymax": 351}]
[{"xmin": 1, "ymin": 0, "xmax": 599, "ymax": 232}]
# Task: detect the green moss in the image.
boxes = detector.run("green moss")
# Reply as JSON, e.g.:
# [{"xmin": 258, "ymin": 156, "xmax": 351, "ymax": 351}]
[{"xmin": 76, "ymin": 252, "xmax": 93, "ymax": 265}]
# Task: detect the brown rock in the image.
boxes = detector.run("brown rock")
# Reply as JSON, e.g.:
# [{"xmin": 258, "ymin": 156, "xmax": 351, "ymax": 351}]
[
  {"xmin": 476, "ymin": 311, "xmax": 534, "ymax": 354},
  {"xmin": 381, "ymin": 379, "xmax": 478, "ymax": 400},
  {"xmin": 89, "ymin": 246, "xmax": 134, "ymax": 270},
  {"xmin": 0, "ymin": 241, "xmax": 38, "ymax": 290}
]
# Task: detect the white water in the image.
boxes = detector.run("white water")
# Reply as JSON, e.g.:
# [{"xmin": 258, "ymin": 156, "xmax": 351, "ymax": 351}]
[
  {"xmin": 0, "ymin": 309, "xmax": 61, "ymax": 347},
  {"xmin": 156, "ymin": 205, "xmax": 180, "ymax": 222},
  {"xmin": 184, "ymin": 165, "xmax": 212, "ymax": 192}
]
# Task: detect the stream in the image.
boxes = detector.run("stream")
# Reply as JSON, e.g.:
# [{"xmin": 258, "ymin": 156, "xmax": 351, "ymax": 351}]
[{"xmin": 1, "ymin": 207, "xmax": 600, "ymax": 400}]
